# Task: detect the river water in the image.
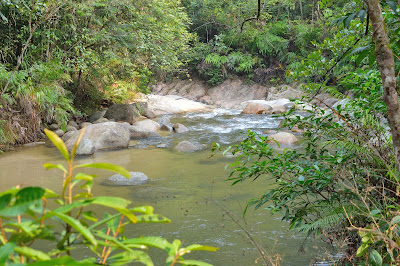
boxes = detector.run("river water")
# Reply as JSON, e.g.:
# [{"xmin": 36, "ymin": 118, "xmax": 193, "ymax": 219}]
[{"xmin": 0, "ymin": 109, "xmax": 338, "ymax": 265}]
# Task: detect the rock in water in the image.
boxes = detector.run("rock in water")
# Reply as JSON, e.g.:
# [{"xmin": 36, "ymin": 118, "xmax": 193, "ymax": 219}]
[
  {"xmin": 267, "ymin": 132, "xmax": 298, "ymax": 144},
  {"xmin": 104, "ymin": 104, "xmax": 140, "ymax": 124},
  {"xmin": 173, "ymin": 123, "xmax": 189, "ymax": 133},
  {"xmin": 103, "ymin": 172, "xmax": 149, "ymax": 186},
  {"xmin": 64, "ymin": 122, "xmax": 130, "ymax": 155},
  {"xmin": 241, "ymin": 103, "xmax": 271, "ymax": 114},
  {"xmin": 175, "ymin": 141, "xmax": 199, "ymax": 152},
  {"xmin": 131, "ymin": 119, "xmax": 161, "ymax": 132}
]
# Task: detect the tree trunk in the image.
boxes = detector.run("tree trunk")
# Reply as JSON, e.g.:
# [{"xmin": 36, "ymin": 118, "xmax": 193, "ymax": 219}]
[{"xmin": 366, "ymin": 0, "xmax": 400, "ymax": 172}]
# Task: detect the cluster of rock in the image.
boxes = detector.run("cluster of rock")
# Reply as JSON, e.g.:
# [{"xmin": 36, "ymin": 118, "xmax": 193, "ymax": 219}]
[{"xmin": 47, "ymin": 96, "xmax": 209, "ymax": 155}]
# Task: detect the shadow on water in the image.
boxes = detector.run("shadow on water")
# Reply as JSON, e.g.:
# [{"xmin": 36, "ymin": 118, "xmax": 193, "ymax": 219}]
[{"xmin": 0, "ymin": 109, "xmax": 339, "ymax": 265}]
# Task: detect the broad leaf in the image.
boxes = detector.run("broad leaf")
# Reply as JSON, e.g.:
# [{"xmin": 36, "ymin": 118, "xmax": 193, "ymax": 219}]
[
  {"xmin": 0, "ymin": 242, "xmax": 16, "ymax": 264},
  {"xmin": 51, "ymin": 211, "xmax": 97, "ymax": 247},
  {"xmin": 14, "ymin": 246, "xmax": 51, "ymax": 261},
  {"xmin": 74, "ymin": 163, "xmax": 130, "ymax": 178},
  {"xmin": 43, "ymin": 163, "xmax": 67, "ymax": 173},
  {"xmin": 44, "ymin": 129, "xmax": 69, "ymax": 161},
  {"xmin": 369, "ymin": 249, "xmax": 383, "ymax": 266},
  {"xmin": 28, "ymin": 256, "xmax": 98, "ymax": 265}
]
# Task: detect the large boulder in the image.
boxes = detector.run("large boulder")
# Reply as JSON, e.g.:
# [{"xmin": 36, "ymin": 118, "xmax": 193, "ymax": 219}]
[
  {"xmin": 267, "ymin": 85, "xmax": 306, "ymax": 101},
  {"xmin": 241, "ymin": 103, "xmax": 272, "ymax": 114},
  {"xmin": 64, "ymin": 122, "xmax": 130, "ymax": 155},
  {"xmin": 104, "ymin": 104, "xmax": 140, "ymax": 124},
  {"xmin": 270, "ymin": 105, "xmax": 287, "ymax": 114},
  {"xmin": 240, "ymin": 98, "xmax": 293, "ymax": 113},
  {"xmin": 147, "ymin": 95, "xmax": 209, "ymax": 115},
  {"xmin": 131, "ymin": 119, "xmax": 160, "ymax": 132},
  {"xmin": 175, "ymin": 141, "xmax": 199, "ymax": 152},
  {"xmin": 267, "ymin": 132, "xmax": 299, "ymax": 145},
  {"xmin": 102, "ymin": 172, "xmax": 149, "ymax": 186}
]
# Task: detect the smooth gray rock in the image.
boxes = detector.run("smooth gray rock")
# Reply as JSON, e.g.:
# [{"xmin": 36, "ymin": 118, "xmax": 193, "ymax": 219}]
[
  {"xmin": 175, "ymin": 141, "xmax": 199, "ymax": 152},
  {"xmin": 267, "ymin": 132, "xmax": 298, "ymax": 144},
  {"xmin": 62, "ymin": 131, "xmax": 76, "ymax": 142},
  {"xmin": 67, "ymin": 121, "xmax": 79, "ymax": 130},
  {"xmin": 103, "ymin": 172, "xmax": 149, "ymax": 186},
  {"xmin": 75, "ymin": 139, "xmax": 95, "ymax": 155},
  {"xmin": 49, "ymin": 123, "xmax": 60, "ymax": 130},
  {"xmin": 241, "ymin": 103, "xmax": 271, "ymax": 114},
  {"xmin": 131, "ymin": 119, "xmax": 160, "ymax": 132},
  {"xmin": 158, "ymin": 117, "xmax": 173, "ymax": 131},
  {"xmin": 88, "ymin": 110, "xmax": 107, "ymax": 123},
  {"xmin": 93, "ymin": 117, "xmax": 109, "ymax": 124},
  {"xmin": 160, "ymin": 124, "xmax": 173, "ymax": 132},
  {"xmin": 80, "ymin": 122, "xmax": 92, "ymax": 129},
  {"xmin": 104, "ymin": 104, "xmax": 140, "ymax": 124},
  {"xmin": 54, "ymin": 129, "xmax": 64, "ymax": 137},
  {"xmin": 66, "ymin": 125, "xmax": 78, "ymax": 132},
  {"xmin": 64, "ymin": 122, "xmax": 130, "ymax": 154},
  {"xmin": 173, "ymin": 123, "xmax": 189, "ymax": 133}
]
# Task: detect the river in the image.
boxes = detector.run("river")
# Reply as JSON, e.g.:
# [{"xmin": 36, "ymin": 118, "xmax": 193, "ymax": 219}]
[{"xmin": 0, "ymin": 109, "xmax": 338, "ymax": 265}]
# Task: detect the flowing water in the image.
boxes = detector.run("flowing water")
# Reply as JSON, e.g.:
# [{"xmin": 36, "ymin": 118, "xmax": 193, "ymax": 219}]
[{"xmin": 0, "ymin": 109, "xmax": 338, "ymax": 265}]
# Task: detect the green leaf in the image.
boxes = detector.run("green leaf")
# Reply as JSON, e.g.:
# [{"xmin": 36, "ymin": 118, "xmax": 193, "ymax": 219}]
[
  {"xmin": 357, "ymin": 243, "xmax": 369, "ymax": 257},
  {"xmin": 0, "ymin": 242, "xmax": 16, "ymax": 264},
  {"xmin": 356, "ymin": 49, "xmax": 370, "ymax": 66},
  {"xmin": 51, "ymin": 211, "xmax": 97, "ymax": 247},
  {"xmin": 184, "ymin": 244, "xmax": 219, "ymax": 252},
  {"xmin": 345, "ymin": 13, "xmax": 357, "ymax": 28},
  {"xmin": 27, "ymin": 256, "xmax": 98, "ymax": 265},
  {"xmin": 369, "ymin": 249, "xmax": 383, "ymax": 266},
  {"xmin": 391, "ymin": 215, "xmax": 400, "ymax": 225},
  {"xmin": 123, "ymin": 236, "xmax": 170, "ymax": 250},
  {"xmin": 91, "ymin": 197, "xmax": 131, "ymax": 209},
  {"xmin": 43, "ymin": 163, "xmax": 67, "ymax": 173},
  {"xmin": 358, "ymin": 9, "xmax": 367, "ymax": 23},
  {"xmin": 44, "ymin": 129, "xmax": 69, "ymax": 161},
  {"xmin": 74, "ymin": 163, "xmax": 130, "ymax": 178},
  {"xmin": 108, "ymin": 250, "xmax": 154, "ymax": 266},
  {"xmin": 0, "ymin": 11, "xmax": 8, "ymax": 23},
  {"xmin": 0, "ymin": 187, "xmax": 45, "ymax": 216},
  {"xmin": 71, "ymin": 127, "xmax": 86, "ymax": 161},
  {"xmin": 178, "ymin": 260, "xmax": 213, "ymax": 266},
  {"xmin": 14, "ymin": 246, "xmax": 51, "ymax": 261}
]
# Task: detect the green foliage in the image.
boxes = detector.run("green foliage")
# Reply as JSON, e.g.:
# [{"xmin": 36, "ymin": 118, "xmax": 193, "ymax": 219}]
[{"xmin": 0, "ymin": 129, "xmax": 217, "ymax": 265}]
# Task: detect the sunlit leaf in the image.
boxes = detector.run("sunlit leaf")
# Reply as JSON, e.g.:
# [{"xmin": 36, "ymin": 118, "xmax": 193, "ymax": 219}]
[
  {"xmin": 74, "ymin": 163, "xmax": 130, "ymax": 178},
  {"xmin": 44, "ymin": 129, "xmax": 69, "ymax": 161}
]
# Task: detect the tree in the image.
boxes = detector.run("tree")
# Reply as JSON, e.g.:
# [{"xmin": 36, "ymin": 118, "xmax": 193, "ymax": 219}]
[{"xmin": 365, "ymin": 0, "xmax": 400, "ymax": 172}]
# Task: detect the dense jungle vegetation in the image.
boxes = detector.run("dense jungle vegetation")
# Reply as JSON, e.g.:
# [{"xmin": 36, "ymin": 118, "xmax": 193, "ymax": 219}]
[{"xmin": 1, "ymin": 0, "xmax": 400, "ymax": 265}]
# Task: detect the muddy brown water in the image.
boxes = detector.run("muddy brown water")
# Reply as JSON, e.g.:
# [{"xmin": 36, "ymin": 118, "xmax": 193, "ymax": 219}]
[{"xmin": 0, "ymin": 109, "xmax": 338, "ymax": 265}]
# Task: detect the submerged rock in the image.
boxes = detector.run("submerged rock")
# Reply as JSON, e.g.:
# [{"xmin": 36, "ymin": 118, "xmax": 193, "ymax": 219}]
[
  {"xmin": 103, "ymin": 172, "xmax": 149, "ymax": 186},
  {"xmin": 175, "ymin": 141, "xmax": 199, "ymax": 152},
  {"xmin": 267, "ymin": 132, "xmax": 298, "ymax": 144}
]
